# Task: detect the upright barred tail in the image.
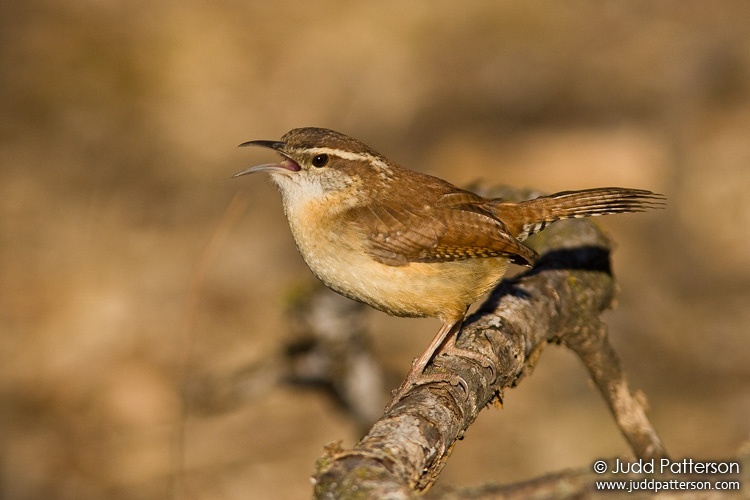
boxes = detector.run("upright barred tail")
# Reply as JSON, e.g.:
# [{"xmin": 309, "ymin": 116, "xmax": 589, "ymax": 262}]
[{"xmin": 506, "ymin": 188, "xmax": 666, "ymax": 241}]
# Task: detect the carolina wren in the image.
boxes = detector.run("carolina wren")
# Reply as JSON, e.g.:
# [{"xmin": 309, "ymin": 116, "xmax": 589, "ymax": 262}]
[{"xmin": 234, "ymin": 127, "xmax": 664, "ymax": 401}]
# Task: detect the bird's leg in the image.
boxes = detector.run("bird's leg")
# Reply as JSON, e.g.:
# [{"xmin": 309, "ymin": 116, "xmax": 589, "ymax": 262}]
[
  {"xmin": 387, "ymin": 311, "xmax": 497, "ymax": 411},
  {"xmin": 388, "ymin": 318, "xmax": 464, "ymax": 408},
  {"xmin": 413, "ymin": 318, "xmax": 463, "ymax": 375},
  {"xmin": 434, "ymin": 307, "xmax": 495, "ymax": 371}
]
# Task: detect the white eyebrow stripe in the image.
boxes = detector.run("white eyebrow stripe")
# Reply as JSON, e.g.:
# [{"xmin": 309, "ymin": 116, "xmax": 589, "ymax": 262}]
[{"xmin": 304, "ymin": 147, "xmax": 391, "ymax": 171}]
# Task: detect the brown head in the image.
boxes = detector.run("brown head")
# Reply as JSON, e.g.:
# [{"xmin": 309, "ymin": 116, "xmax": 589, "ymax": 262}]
[{"xmin": 233, "ymin": 127, "xmax": 400, "ymax": 212}]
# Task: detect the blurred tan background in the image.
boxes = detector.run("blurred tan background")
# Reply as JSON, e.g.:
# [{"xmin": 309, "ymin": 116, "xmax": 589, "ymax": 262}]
[{"xmin": 2, "ymin": 1, "xmax": 749, "ymax": 498}]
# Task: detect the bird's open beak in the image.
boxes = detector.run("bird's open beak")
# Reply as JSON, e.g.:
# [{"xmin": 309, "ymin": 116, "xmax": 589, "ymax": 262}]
[{"xmin": 233, "ymin": 140, "xmax": 301, "ymax": 177}]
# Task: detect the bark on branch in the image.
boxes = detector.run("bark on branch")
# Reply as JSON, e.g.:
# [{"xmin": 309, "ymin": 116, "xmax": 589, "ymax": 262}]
[{"xmin": 312, "ymin": 205, "xmax": 667, "ymax": 498}]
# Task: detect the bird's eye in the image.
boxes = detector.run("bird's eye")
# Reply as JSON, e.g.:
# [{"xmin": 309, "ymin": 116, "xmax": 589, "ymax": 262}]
[{"xmin": 311, "ymin": 154, "xmax": 329, "ymax": 168}]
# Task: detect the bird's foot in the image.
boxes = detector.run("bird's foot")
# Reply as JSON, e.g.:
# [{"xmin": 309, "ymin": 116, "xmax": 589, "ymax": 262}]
[
  {"xmin": 440, "ymin": 344, "xmax": 496, "ymax": 381},
  {"xmin": 384, "ymin": 346, "xmax": 495, "ymax": 413},
  {"xmin": 384, "ymin": 359, "xmax": 469, "ymax": 413}
]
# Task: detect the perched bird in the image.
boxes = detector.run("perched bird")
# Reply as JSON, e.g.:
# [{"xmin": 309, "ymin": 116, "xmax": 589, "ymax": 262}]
[{"xmin": 234, "ymin": 127, "xmax": 664, "ymax": 401}]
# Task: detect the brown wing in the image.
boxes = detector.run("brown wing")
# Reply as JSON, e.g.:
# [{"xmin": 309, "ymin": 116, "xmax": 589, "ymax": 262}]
[{"xmin": 346, "ymin": 189, "xmax": 538, "ymax": 267}]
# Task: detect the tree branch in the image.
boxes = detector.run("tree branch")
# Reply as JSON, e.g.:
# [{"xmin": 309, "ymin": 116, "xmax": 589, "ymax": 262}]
[{"xmin": 312, "ymin": 208, "xmax": 666, "ymax": 498}]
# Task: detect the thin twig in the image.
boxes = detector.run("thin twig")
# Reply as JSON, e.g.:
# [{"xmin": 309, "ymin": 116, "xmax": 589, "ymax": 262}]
[{"xmin": 172, "ymin": 192, "xmax": 248, "ymax": 500}]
